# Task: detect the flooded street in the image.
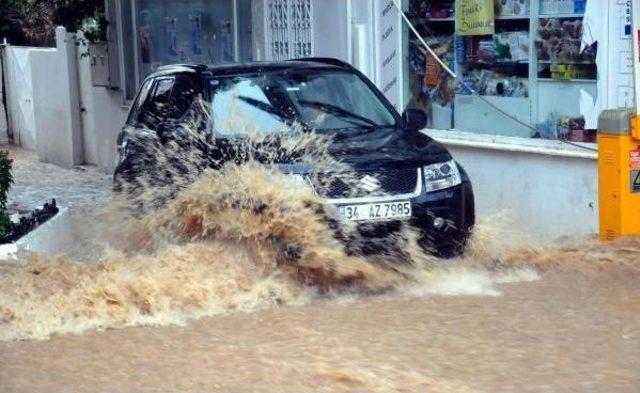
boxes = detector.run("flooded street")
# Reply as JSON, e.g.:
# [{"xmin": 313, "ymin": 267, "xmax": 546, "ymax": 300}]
[
  {"xmin": 0, "ymin": 148, "xmax": 639, "ymax": 393},
  {"xmin": 1, "ymin": 253, "xmax": 639, "ymax": 393}
]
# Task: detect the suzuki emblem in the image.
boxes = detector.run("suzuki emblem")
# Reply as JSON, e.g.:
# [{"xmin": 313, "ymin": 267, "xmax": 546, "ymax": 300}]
[{"xmin": 359, "ymin": 175, "xmax": 382, "ymax": 192}]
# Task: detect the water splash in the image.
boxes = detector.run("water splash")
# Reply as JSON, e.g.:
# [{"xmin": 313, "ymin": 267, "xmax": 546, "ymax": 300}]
[{"xmin": 0, "ymin": 102, "xmax": 544, "ymax": 341}]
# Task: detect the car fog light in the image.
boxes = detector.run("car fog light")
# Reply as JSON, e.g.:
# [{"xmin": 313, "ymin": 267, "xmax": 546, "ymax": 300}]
[{"xmin": 433, "ymin": 217, "xmax": 446, "ymax": 229}]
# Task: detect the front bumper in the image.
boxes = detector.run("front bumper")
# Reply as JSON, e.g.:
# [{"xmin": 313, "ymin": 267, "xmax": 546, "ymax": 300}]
[{"xmin": 327, "ymin": 180, "xmax": 475, "ymax": 256}]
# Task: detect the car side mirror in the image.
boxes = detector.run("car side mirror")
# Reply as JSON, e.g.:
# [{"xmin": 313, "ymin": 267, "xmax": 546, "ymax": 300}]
[{"xmin": 402, "ymin": 109, "xmax": 428, "ymax": 131}]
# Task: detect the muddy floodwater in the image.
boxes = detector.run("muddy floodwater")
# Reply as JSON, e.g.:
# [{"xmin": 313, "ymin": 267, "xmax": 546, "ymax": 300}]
[
  {"xmin": 1, "ymin": 249, "xmax": 639, "ymax": 393},
  {"xmin": 1, "ymin": 141, "xmax": 639, "ymax": 392}
]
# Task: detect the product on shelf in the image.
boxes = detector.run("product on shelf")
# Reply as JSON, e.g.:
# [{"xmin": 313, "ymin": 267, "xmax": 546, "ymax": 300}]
[
  {"xmin": 550, "ymin": 64, "xmax": 596, "ymax": 80},
  {"xmin": 536, "ymin": 18, "xmax": 596, "ymax": 64},
  {"xmin": 540, "ymin": 0, "xmax": 584, "ymax": 15},
  {"xmin": 557, "ymin": 115, "xmax": 595, "ymax": 142},
  {"xmin": 408, "ymin": 31, "xmax": 455, "ymax": 109},
  {"xmin": 406, "ymin": 1, "xmax": 454, "ymax": 19},
  {"xmin": 494, "ymin": 31, "xmax": 529, "ymax": 62},
  {"xmin": 458, "ymin": 69, "xmax": 528, "ymax": 98},
  {"xmin": 494, "ymin": 0, "xmax": 530, "ymax": 16}
]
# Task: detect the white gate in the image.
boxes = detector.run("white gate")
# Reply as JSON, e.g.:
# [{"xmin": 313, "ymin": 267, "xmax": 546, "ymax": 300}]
[
  {"xmin": 3, "ymin": 47, "xmax": 37, "ymax": 149},
  {"xmin": 0, "ymin": 48, "xmax": 8, "ymax": 144},
  {"xmin": 266, "ymin": 0, "xmax": 313, "ymax": 60}
]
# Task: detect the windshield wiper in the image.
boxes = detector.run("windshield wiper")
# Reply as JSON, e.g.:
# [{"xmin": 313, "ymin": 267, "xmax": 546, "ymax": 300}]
[
  {"xmin": 237, "ymin": 96, "xmax": 286, "ymax": 118},
  {"xmin": 298, "ymin": 100, "xmax": 380, "ymax": 128}
]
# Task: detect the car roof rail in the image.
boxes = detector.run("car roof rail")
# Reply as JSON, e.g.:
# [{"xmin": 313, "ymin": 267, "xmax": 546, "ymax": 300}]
[
  {"xmin": 290, "ymin": 57, "xmax": 354, "ymax": 69},
  {"xmin": 154, "ymin": 63, "xmax": 208, "ymax": 72}
]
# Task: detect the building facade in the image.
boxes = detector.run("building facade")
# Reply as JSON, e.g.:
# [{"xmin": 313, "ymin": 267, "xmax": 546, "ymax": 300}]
[{"xmin": 3, "ymin": 0, "xmax": 630, "ymax": 239}]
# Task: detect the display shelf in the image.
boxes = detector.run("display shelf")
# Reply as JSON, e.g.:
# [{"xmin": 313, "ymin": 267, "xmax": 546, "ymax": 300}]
[
  {"xmin": 539, "ymin": 13, "xmax": 584, "ymax": 18},
  {"xmin": 407, "ymin": 16, "xmax": 454, "ymax": 22},
  {"xmin": 466, "ymin": 60, "xmax": 530, "ymax": 65},
  {"xmin": 496, "ymin": 15, "xmax": 530, "ymax": 20},
  {"xmin": 538, "ymin": 60, "xmax": 595, "ymax": 64},
  {"xmin": 537, "ymin": 78, "xmax": 597, "ymax": 83}
]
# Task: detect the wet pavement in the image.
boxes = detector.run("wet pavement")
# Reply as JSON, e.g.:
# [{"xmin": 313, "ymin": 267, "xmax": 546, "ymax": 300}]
[{"xmin": 3, "ymin": 145, "xmax": 112, "ymax": 212}]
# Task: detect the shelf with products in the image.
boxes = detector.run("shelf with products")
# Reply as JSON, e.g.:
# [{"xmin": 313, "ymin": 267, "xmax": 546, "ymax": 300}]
[
  {"xmin": 402, "ymin": 0, "xmax": 598, "ymax": 140},
  {"xmin": 457, "ymin": 14, "xmax": 531, "ymax": 100},
  {"xmin": 404, "ymin": 0, "xmax": 456, "ymax": 129},
  {"xmin": 535, "ymin": 16, "xmax": 597, "ymax": 81},
  {"xmin": 534, "ymin": 0, "xmax": 596, "ymax": 141}
]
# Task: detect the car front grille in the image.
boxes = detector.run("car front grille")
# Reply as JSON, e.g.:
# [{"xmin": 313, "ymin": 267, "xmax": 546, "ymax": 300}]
[{"xmin": 310, "ymin": 168, "xmax": 419, "ymax": 199}]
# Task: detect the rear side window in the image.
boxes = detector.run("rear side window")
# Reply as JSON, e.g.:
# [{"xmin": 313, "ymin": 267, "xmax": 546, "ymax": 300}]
[
  {"xmin": 136, "ymin": 73, "xmax": 201, "ymax": 129},
  {"xmin": 126, "ymin": 78, "xmax": 154, "ymax": 126}
]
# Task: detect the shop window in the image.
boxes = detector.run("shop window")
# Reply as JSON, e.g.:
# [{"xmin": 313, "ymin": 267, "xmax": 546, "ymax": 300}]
[
  {"xmin": 402, "ymin": 0, "xmax": 598, "ymax": 143},
  {"xmin": 133, "ymin": 0, "xmax": 253, "ymax": 84}
]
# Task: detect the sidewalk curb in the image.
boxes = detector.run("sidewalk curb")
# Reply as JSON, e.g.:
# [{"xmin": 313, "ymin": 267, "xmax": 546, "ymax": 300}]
[{"xmin": 0, "ymin": 207, "xmax": 70, "ymax": 259}]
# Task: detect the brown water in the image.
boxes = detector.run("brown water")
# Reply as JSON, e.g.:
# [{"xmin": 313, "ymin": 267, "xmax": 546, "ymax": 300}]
[{"xmin": 1, "ymin": 130, "xmax": 639, "ymax": 392}]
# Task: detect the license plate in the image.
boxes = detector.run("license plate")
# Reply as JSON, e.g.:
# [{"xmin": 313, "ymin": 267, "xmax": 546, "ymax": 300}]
[{"xmin": 339, "ymin": 201, "xmax": 412, "ymax": 222}]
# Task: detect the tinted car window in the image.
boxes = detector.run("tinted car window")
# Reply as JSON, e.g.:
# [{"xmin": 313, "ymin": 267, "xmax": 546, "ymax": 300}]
[
  {"xmin": 138, "ymin": 77, "xmax": 175, "ymax": 128},
  {"xmin": 126, "ymin": 78, "xmax": 154, "ymax": 126},
  {"xmin": 171, "ymin": 74, "xmax": 200, "ymax": 118},
  {"xmin": 138, "ymin": 74, "xmax": 200, "ymax": 129}
]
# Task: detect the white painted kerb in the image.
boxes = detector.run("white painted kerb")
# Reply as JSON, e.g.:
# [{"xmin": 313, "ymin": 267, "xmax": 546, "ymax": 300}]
[{"xmin": 0, "ymin": 207, "xmax": 70, "ymax": 260}]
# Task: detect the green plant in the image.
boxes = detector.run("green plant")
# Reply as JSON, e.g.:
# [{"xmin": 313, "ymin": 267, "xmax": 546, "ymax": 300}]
[
  {"xmin": 0, "ymin": 151, "xmax": 14, "ymax": 238},
  {"xmin": 0, "ymin": 0, "xmax": 105, "ymax": 46}
]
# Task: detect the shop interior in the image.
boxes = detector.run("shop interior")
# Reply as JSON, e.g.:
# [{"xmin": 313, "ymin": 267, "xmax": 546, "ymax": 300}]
[{"xmin": 403, "ymin": 0, "xmax": 597, "ymax": 142}]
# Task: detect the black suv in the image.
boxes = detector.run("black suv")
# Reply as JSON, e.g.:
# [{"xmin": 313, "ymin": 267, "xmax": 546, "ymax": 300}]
[{"xmin": 115, "ymin": 58, "xmax": 475, "ymax": 256}]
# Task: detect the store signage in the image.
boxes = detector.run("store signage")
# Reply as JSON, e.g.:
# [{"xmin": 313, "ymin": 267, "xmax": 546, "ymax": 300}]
[
  {"xmin": 631, "ymin": 150, "xmax": 640, "ymax": 169},
  {"xmin": 375, "ymin": 0, "xmax": 401, "ymax": 109},
  {"xmin": 455, "ymin": 0, "xmax": 495, "ymax": 36}
]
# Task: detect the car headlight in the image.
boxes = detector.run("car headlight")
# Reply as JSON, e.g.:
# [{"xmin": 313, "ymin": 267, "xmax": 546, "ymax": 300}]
[{"xmin": 423, "ymin": 160, "xmax": 462, "ymax": 192}]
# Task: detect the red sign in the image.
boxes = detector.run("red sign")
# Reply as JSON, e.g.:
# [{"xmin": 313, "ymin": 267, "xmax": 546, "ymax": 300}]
[{"xmin": 631, "ymin": 150, "xmax": 640, "ymax": 169}]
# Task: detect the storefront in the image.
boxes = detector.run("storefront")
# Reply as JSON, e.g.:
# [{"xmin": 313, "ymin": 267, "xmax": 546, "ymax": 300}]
[
  {"xmin": 378, "ymin": 0, "xmax": 633, "ymax": 238},
  {"xmin": 399, "ymin": 0, "xmax": 632, "ymax": 143}
]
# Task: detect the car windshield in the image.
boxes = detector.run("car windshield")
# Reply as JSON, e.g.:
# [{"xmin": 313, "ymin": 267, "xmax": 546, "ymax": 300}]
[{"xmin": 208, "ymin": 69, "xmax": 397, "ymax": 136}]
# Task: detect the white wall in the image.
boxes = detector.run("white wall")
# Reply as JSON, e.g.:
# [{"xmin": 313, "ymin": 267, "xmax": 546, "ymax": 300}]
[
  {"xmin": 312, "ymin": 0, "xmax": 350, "ymax": 61},
  {"xmin": 444, "ymin": 144, "xmax": 598, "ymax": 240},
  {"xmin": 31, "ymin": 27, "xmax": 84, "ymax": 168},
  {"xmin": 0, "ymin": 55, "xmax": 6, "ymax": 144},
  {"xmin": 76, "ymin": 32, "xmax": 128, "ymax": 173},
  {"xmin": 77, "ymin": 32, "xmax": 99, "ymax": 165},
  {"xmin": 92, "ymin": 89, "xmax": 128, "ymax": 173},
  {"xmin": 3, "ymin": 46, "xmax": 45, "ymax": 149},
  {"xmin": 4, "ymin": 28, "xmax": 127, "ymax": 173}
]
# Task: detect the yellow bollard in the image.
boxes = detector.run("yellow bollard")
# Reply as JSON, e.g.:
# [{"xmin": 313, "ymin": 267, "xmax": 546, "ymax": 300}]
[{"xmin": 598, "ymin": 109, "xmax": 640, "ymax": 240}]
